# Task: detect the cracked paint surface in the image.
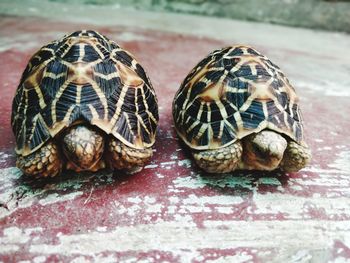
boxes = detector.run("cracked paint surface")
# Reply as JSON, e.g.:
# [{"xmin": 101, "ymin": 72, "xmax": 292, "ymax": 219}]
[{"xmin": 0, "ymin": 5, "xmax": 350, "ymax": 263}]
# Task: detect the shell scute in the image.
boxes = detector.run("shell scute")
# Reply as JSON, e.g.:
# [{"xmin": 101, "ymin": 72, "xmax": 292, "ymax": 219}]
[
  {"xmin": 173, "ymin": 45, "xmax": 305, "ymax": 150},
  {"xmin": 12, "ymin": 30, "xmax": 158, "ymax": 156}
]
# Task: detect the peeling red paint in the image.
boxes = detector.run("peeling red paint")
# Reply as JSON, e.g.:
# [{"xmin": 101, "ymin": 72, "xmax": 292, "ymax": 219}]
[{"xmin": 1, "ymin": 15, "xmax": 350, "ymax": 262}]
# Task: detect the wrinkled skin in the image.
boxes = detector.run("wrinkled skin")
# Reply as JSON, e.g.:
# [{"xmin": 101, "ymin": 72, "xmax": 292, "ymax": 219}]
[
  {"xmin": 17, "ymin": 125, "xmax": 153, "ymax": 177},
  {"xmin": 192, "ymin": 130, "xmax": 311, "ymax": 173}
]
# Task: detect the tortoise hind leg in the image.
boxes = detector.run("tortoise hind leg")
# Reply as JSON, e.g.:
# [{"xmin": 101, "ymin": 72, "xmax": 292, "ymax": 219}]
[
  {"xmin": 192, "ymin": 141, "xmax": 243, "ymax": 173},
  {"xmin": 17, "ymin": 141, "xmax": 62, "ymax": 177},
  {"xmin": 107, "ymin": 138, "xmax": 153, "ymax": 174},
  {"xmin": 280, "ymin": 141, "xmax": 311, "ymax": 172}
]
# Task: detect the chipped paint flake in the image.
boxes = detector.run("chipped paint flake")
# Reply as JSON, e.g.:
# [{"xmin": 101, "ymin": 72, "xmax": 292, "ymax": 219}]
[
  {"xmin": 257, "ymin": 177, "xmax": 281, "ymax": 186},
  {"xmin": 215, "ymin": 207, "xmax": 234, "ymax": 214},
  {"xmin": 22, "ymin": 220, "xmax": 350, "ymax": 257},
  {"xmin": 183, "ymin": 194, "xmax": 244, "ymax": 205},
  {"xmin": 127, "ymin": 196, "xmax": 142, "ymax": 204},
  {"xmin": 144, "ymin": 164, "xmax": 158, "ymax": 169},
  {"xmin": 0, "ymin": 227, "xmax": 43, "ymax": 254},
  {"xmin": 328, "ymin": 150, "xmax": 350, "ymax": 174},
  {"xmin": 0, "ymin": 167, "xmax": 84, "ymax": 219},
  {"xmin": 38, "ymin": 192, "xmax": 83, "ymax": 206},
  {"xmin": 145, "ymin": 203, "xmax": 162, "ymax": 213},
  {"xmin": 178, "ymin": 159, "xmax": 192, "ymax": 168},
  {"xmin": 33, "ymin": 256, "xmax": 47, "ymax": 263},
  {"xmin": 0, "ymin": 244, "xmax": 20, "ymax": 254},
  {"xmin": 171, "ymin": 172, "xmax": 255, "ymax": 190},
  {"xmin": 253, "ymin": 193, "xmax": 350, "ymax": 219},
  {"xmin": 206, "ymin": 252, "xmax": 254, "ymax": 263},
  {"xmin": 289, "ymin": 250, "xmax": 313, "ymax": 263},
  {"xmin": 0, "ymin": 152, "xmax": 10, "ymax": 163},
  {"xmin": 329, "ymin": 257, "xmax": 350, "ymax": 263}
]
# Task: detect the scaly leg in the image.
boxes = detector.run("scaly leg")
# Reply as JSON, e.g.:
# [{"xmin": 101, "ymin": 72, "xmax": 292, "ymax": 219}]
[
  {"xmin": 280, "ymin": 141, "xmax": 311, "ymax": 172},
  {"xmin": 107, "ymin": 138, "xmax": 153, "ymax": 174},
  {"xmin": 17, "ymin": 141, "xmax": 62, "ymax": 177},
  {"xmin": 192, "ymin": 141, "xmax": 243, "ymax": 173}
]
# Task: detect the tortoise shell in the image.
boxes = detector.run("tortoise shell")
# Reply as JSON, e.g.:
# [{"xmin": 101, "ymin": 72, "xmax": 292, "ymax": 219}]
[
  {"xmin": 173, "ymin": 45, "xmax": 304, "ymax": 150},
  {"xmin": 12, "ymin": 30, "xmax": 158, "ymax": 156}
]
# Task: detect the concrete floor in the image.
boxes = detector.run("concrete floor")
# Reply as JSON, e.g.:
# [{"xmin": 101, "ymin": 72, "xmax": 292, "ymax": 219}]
[{"xmin": 1, "ymin": 1, "xmax": 350, "ymax": 262}]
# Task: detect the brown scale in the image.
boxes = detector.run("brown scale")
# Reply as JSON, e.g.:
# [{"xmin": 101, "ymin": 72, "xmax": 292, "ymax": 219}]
[
  {"xmin": 107, "ymin": 138, "xmax": 153, "ymax": 174},
  {"xmin": 193, "ymin": 141, "xmax": 243, "ymax": 173},
  {"xmin": 17, "ymin": 142, "xmax": 62, "ymax": 178},
  {"xmin": 116, "ymin": 61, "xmax": 144, "ymax": 88},
  {"xmin": 67, "ymin": 62, "xmax": 94, "ymax": 85}
]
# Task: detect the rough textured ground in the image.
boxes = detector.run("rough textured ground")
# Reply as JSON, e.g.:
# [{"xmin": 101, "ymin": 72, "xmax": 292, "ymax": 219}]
[{"xmin": 0, "ymin": 3, "xmax": 350, "ymax": 263}]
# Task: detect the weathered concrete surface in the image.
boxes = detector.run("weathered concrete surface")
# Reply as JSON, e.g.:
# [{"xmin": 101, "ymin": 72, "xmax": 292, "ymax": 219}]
[{"xmin": 1, "ymin": 2, "xmax": 350, "ymax": 262}]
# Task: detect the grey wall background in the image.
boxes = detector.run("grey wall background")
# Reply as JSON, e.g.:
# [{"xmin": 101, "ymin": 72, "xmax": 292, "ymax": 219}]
[{"xmin": 51, "ymin": 0, "xmax": 350, "ymax": 33}]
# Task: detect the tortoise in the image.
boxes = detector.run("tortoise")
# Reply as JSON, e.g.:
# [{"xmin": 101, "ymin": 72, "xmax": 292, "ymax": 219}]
[
  {"xmin": 172, "ymin": 45, "xmax": 311, "ymax": 173},
  {"xmin": 11, "ymin": 30, "xmax": 158, "ymax": 177}
]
